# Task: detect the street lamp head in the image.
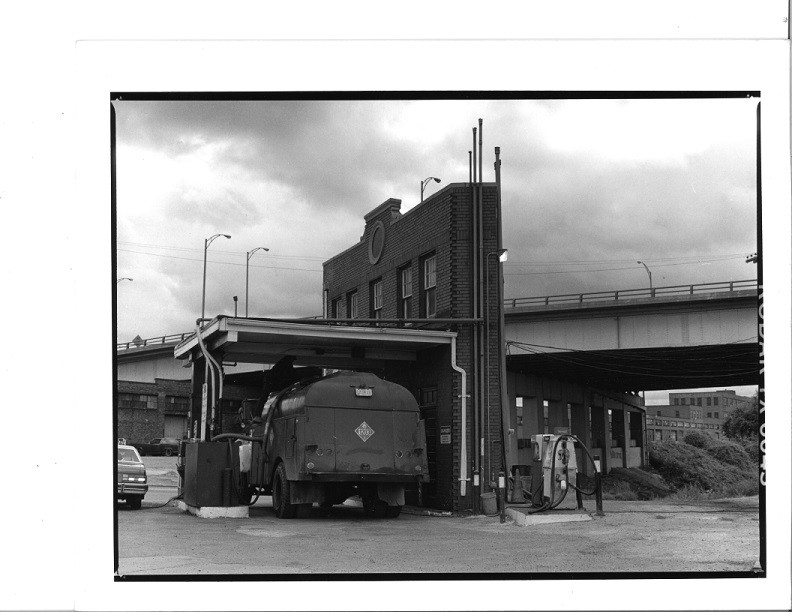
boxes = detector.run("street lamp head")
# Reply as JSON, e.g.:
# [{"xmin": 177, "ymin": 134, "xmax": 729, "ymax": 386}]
[
  {"xmin": 498, "ymin": 249, "xmax": 508, "ymax": 263},
  {"xmin": 433, "ymin": 177, "xmax": 441, "ymax": 184}
]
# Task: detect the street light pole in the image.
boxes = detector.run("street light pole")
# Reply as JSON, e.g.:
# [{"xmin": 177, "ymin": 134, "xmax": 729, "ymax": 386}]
[
  {"xmin": 201, "ymin": 233, "xmax": 231, "ymax": 324},
  {"xmin": 637, "ymin": 260, "xmax": 653, "ymax": 294},
  {"xmin": 420, "ymin": 176, "xmax": 441, "ymax": 202},
  {"xmin": 246, "ymin": 246, "xmax": 269, "ymax": 317},
  {"xmin": 484, "ymin": 248, "xmax": 508, "ymax": 491}
]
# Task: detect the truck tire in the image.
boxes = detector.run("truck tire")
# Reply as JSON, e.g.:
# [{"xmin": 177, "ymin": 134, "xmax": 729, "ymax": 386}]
[
  {"xmin": 363, "ymin": 497, "xmax": 388, "ymax": 519},
  {"xmin": 385, "ymin": 505, "xmax": 402, "ymax": 518},
  {"xmin": 272, "ymin": 463, "xmax": 297, "ymax": 519},
  {"xmin": 164, "ymin": 448, "xmax": 173, "ymax": 457},
  {"xmin": 128, "ymin": 496, "xmax": 142, "ymax": 510}
]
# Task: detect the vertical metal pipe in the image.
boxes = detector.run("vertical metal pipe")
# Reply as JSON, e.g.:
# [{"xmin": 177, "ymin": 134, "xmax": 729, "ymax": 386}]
[
  {"xmin": 478, "ymin": 118, "xmax": 483, "ymax": 184},
  {"xmin": 474, "ymin": 133, "xmax": 486, "ymax": 491},
  {"xmin": 495, "ymin": 146, "xmax": 510, "ymax": 481},
  {"xmin": 469, "ymin": 151, "xmax": 472, "ymax": 184},
  {"xmin": 470, "ymin": 127, "xmax": 480, "ymax": 513}
]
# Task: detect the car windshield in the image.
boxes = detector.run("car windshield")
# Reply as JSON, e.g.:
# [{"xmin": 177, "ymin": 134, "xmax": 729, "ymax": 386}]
[{"xmin": 117, "ymin": 447, "xmax": 141, "ymax": 462}]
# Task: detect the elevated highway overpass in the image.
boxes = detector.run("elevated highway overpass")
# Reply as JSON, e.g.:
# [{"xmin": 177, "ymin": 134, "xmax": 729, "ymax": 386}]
[{"xmin": 504, "ymin": 280, "xmax": 760, "ymax": 391}]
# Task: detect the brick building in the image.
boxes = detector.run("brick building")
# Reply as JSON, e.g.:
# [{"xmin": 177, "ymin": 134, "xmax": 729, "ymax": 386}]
[
  {"xmin": 323, "ymin": 184, "xmax": 504, "ymax": 513},
  {"xmin": 646, "ymin": 389, "xmax": 754, "ymax": 442},
  {"xmin": 116, "ymin": 338, "xmax": 263, "ymax": 444}
]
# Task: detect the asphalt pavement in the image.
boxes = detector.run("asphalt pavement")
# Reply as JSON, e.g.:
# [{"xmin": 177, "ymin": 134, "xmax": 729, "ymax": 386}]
[{"xmin": 116, "ymin": 457, "xmax": 761, "ymax": 576}]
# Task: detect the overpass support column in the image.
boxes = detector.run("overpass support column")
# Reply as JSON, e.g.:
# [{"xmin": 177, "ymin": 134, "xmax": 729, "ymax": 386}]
[
  {"xmin": 622, "ymin": 407, "xmax": 630, "ymax": 469},
  {"xmin": 602, "ymin": 403, "xmax": 611, "ymax": 473}
]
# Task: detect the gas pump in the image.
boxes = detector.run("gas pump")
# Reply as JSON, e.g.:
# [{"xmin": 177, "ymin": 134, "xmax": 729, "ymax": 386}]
[{"xmin": 518, "ymin": 433, "xmax": 604, "ymax": 515}]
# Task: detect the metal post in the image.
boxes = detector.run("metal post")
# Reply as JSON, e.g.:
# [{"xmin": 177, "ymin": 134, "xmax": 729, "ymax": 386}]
[
  {"xmin": 201, "ymin": 237, "xmax": 208, "ymax": 323},
  {"xmin": 595, "ymin": 471, "xmax": 605, "ymax": 516}
]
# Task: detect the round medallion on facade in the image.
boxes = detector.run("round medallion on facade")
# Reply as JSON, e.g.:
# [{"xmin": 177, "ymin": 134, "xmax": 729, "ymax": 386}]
[{"xmin": 368, "ymin": 220, "xmax": 385, "ymax": 264}]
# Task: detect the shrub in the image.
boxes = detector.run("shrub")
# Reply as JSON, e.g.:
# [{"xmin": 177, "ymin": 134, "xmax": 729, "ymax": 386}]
[
  {"xmin": 647, "ymin": 440, "xmax": 757, "ymax": 497},
  {"xmin": 683, "ymin": 431, "xmax": 713, "ymax": 449},
  {"xmin": 738, "ymin": 436, "xmax": 761, "ymax": 465},
  {"xmin": 706, "ymin": 439, "xmax": 754, "ymax": 471}
]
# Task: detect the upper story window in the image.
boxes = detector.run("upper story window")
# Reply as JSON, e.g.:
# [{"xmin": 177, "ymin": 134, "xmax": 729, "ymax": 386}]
[
  {"xmin": 346, "ymin": 291, "xmax": 358, "ymax": 319},
  {"xmin": 656, "ymin": 410, "xmax": 662, "ymax": 417},
  {"xmin": 422, "ymin": 254, "xmax": 437, "ymax": 318},
  {"xmin": 713, "ymin": 397, "xmax": 719, "ymax": 406},
  {"xmin": 370, "ymin": 279, "xmax": 383, "ymax": 319},
  {"xmin": 697, "ymin": 398, "xmax": 702, "ymax": 406},
  {"xmin": 706, "ymin": 397, "xmax": 712, "ymax": 406},
  {"xmin": 399, "ymin": 265, "xmax": 413, "ymax": 318},
  {"xmin": 673, "ymin": 398, "xmax": 679, "ymax": 405},
  {"xmin": 331, "ymin": 297, "xmax": 342, "ymax": 318},
  {"xmin": 675, "ymin": 411, "xmax": 680, "ymax": 418},
  {"xmin": 118, "ymin": 393, "xmax": 157, "ymax": 410}
]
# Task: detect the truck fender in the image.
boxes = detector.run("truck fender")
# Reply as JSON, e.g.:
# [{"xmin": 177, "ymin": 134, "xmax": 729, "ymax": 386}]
[{"xmin": 376, "ymin": 484, "xmax": 405, "ymax": 507}]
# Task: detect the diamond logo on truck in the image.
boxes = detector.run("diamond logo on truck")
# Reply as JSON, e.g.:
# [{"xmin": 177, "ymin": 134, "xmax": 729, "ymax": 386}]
[{"xmin": 355, "ymin": 421, "xmax": 375, "ymax": 442}]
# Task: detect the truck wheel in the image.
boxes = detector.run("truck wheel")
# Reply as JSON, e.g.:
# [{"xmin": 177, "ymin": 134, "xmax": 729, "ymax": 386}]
[
  {"xmin": 128, "ymin": 496, "xmax": 142, "ymax": 510},
  {"xmin": 272, "ymin": 463, "xmax": 297, "ymax": 519},
  {"xmin": 385, "ymin": 505, "xmax": 402, "ymax": 518},
  {"xmin": 363, "ymin": 497, "xmax": 388, "ymax": 518},
  {"xmin": 164, "ymin": 448, "xmax": 173, "ymax": 457}
]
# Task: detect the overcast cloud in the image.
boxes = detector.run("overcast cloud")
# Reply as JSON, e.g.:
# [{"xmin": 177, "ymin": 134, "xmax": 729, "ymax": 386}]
[{"xmin": 114, "ymin": 97, "xmax": 758, "ymax": 398}]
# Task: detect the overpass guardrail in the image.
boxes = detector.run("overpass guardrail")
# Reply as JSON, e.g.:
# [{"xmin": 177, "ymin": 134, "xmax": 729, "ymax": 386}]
[
  {"xmin": 117, "ymin": 332, "xmax": 192, "ymax": 352},
  {"xmin": 505, "ymin": 279, "xmax": 758, "ymax": 310}
]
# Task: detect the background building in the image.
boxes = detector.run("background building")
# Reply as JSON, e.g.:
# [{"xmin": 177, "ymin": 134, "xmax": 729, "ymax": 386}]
[{"xmin": 646, "ymin": 389, "xmax": 754, "ymax": 441}]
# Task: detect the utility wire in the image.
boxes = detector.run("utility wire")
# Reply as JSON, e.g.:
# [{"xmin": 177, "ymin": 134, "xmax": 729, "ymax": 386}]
[
  {"xmin": 504, "ymin": 253, "xmax": 747, "ymax": 266},
  {"xmin": 117, "ymin": 248, "xmax": 322, "ymax": 272},
  {"xmin": 118, "ymin": 240, "xmax": 329, "ymax": 261},
  {"xmin": 504, "ymin": 258, "xmax": 748, "ymax": 277}
]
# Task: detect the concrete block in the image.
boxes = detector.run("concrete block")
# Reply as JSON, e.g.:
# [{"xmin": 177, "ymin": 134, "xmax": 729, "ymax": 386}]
[
  {"xmin": 176, "ymin": 500, "xmax": 249, "ymax": 519},
  {"xmin": 506, "ymin": 507, "xmax": 592, "ymax": 526}
]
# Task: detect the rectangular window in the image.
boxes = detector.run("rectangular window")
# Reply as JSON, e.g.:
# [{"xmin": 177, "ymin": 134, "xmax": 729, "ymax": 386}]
[
  {"xmin": 707, "ymin": 412, "xmax": 712, "ymax": 418},
  {"xmin": 713, "ymin": 397, "xmax": 719, "ymax": 406},
  {"xmin": 166, "ymin": 396, "xmax": 189, "ymax": 412},
  {"xmin": 370, "ymin": 279, "xmax": 383, "ymax": 319},
  {"xmin": 656, "ymin": 410, "xmax": 662, "ymax": 417},
  {"xmin": 675, "ymin": 411, "xmax": 680, "ymax": 418},
  {"xmin": 706, "ymin": 397, "xmax": 712, "ymax": 406},
  {"xmin": 697, "ymin": 398, "xmax": 702, "ymax": 406},
  {"xmin": 331, "ymin": 297, "xmax": 342, "ymax": 318},
  {"xmin": 673, "ymin": 398, "xmax": 679, "ymax": 405},
  {"xmin": 690, "ymin": 397, "xmax": 695, "ymax": 405},
  {"xmin": 422, "ymin": 254, "xmax": 437, "ymax": 318},
  {"xmin": 346, "ymin": 291, "xmax": 357, "ymax": 319},
  {"xmin": 713, "ymin": 412, "xmax": 719, "ymax": 419},
  {"xmin": 118, "ymin": 393, "xmax": 157, "ymax": 410},
  {"xmin": 399, "ymin": 265, "xmax": 412, "ymax": 318}
]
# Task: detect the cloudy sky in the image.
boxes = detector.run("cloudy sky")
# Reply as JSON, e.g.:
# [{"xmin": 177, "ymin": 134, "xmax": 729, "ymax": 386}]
[{"xmin": 114, "ymin": 96, "xmax": 758, "ymax": 399}]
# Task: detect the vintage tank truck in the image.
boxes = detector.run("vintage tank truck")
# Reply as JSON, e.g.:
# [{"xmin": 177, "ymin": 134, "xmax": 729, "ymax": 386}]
[{"xmin": 236, "ymin": 370, "xmax": 429, "ymax": 518}]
